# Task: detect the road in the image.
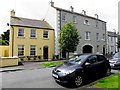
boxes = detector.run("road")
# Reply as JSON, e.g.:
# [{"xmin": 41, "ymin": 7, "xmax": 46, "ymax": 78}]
[
  {"xmin": 1, "ymin": 67, "xmax": 65, "ymax": 88},
  {"xmin": 1, "ymin": 67, "xmax": 119, "ymax": 89}
]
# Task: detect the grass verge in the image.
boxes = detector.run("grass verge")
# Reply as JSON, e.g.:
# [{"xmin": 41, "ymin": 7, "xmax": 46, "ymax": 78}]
[
  {"xmin": 41, "ymin": 61, "xmax": 64, "ymax": 68},
  {"xmin": 95, "ymin": 73, "xmax": 120, "ymax": 89}
]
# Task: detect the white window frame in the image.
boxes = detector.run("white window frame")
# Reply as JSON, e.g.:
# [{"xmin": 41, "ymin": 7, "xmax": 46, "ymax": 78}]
[
  {"xmin": 43, "ymin": 30, "xmax": 49, "ymax": 39},
  {"xmin": 97, "ymin": 45, "xmax": 99, "ymax": 52},
  {"xmin": 96, "ymin": 33, "xmax": 99, "ymax": 41},
  {"xmin": 18, "ymin": 28, "xmax": 24, "ymax": 37},
  {"xmin": 30, "ymin": 29, "xmax": 36, "ymax": 38},
  {"xmin": 73, "ymin": 16, "xmax": 77, "ymax": 23},
  {"xmin": 18, "ymin": 45, "xmax": 24, "ymax": 56},
  {"xmin": 103, "ymin": 34, "xmax": 105, "ymax": 41},
  {"xmin": 85, "ymin": 31, "xmax": 90, "ymax": 40},
  {"xmin": 30, "ymin": 45, "xmax": 36, "ymax": 56},
  {"xmin": 95, "ymin": 21, "xmax": 99, "ymax": 28},
  {"xmin": 62, "ymin": 13, "xmax": 66, "ymax": 21}
]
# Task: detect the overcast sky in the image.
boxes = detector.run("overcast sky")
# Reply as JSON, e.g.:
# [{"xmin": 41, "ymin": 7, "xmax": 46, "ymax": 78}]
[{"xmin": 0, "ymin": 0, "xmax": 119, "ymax": 34}]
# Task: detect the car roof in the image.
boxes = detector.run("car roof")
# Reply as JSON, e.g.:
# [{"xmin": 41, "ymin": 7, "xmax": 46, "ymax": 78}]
[{"xmin": 74, "ymin": 53, "xmax": 104, "ymax": 57}]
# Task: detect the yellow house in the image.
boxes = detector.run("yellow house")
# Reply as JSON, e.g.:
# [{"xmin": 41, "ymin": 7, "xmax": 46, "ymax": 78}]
[{"xmin": 9, "ymin": 10, "xmax": 54, "ymax": 60}]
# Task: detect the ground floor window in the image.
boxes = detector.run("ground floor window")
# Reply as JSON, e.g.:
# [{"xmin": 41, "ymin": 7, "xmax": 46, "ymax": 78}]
[
  {"xmin": 30, "ymin": 45, "xmax": 36, "ymax": 56},
  {"xmin": 97, "ymin": 45, "xmax": 99, "ymax": 52},
  {"xmin": 18, "ymin": 45, "xmax": 24, "ymax": 56}
]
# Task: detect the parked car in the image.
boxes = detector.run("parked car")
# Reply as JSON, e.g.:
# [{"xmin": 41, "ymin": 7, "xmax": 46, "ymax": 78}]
[
  {"xmin": 52, "ymin": 54, "xmax": 111, "ymax": 87},
  {"xmin": 109, "ymin": 52, "xmax": 120, "ymax": 69}
]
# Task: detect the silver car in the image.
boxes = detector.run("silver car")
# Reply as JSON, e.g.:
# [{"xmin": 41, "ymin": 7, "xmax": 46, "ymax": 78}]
[{"xmin": 109, "ymin": 52, "xmax": 120, "ymax": 69}]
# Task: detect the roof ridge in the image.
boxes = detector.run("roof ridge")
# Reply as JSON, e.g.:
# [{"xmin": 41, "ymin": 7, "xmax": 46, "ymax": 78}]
[
  {"xmin": 52, "ymin": 6, "xmax": 106, "ymax": 23},
  {"xmin": 11, "ymin": 16, "xmax": 44, "ymax": 22}
]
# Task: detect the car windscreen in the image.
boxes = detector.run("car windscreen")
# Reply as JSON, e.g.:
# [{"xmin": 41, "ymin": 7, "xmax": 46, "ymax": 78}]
[
  {"xmin": 65, "ymin": 55, "xmax": 88, "ymax": 64},
  {"xmin": 113, "ymin": 52, "xmax": 120, "ymax": 58}
]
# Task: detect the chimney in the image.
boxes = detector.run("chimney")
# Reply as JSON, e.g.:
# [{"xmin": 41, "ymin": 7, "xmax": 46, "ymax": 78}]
[
  {"xmin": 82, "ymin": 10, "xmax": 86, "ymax": 15},
  {"xmin": 11, "ymin": 9, "xmax": 15, "ymax": 16},
  {"xmin": 70, "ymin": 6, "xmax": 74, "ymax": 12},
  {"xmin": 50, "ymin": 0, "xmax": 54, "ymax": 7},
  {"xmin": 95, "ymin": 14, "xmax": 99, "ymax": 19}
]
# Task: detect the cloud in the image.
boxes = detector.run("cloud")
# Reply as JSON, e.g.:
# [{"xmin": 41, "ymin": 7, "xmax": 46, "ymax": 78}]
[{"xmin": 0, "ymin": 0, "xmax": 119, "ymax": 34}]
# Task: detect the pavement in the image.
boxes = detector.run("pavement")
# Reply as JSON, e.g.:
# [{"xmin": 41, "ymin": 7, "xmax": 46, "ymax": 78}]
[
  {"xmin": 0, "ymin": 60, "xmax": 66, "ymax": 72},
  {"xmin": 0, "ymin": 61, "xmax": 48, "ymax": 72}
]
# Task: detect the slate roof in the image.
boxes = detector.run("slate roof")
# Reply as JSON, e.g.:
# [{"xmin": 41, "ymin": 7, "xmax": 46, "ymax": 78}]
[
  {"xmin": 52, "ymin": 6, "xmax": 106, "ymax": 23},
  {"xmin": 107, "ymin": 31, "xmax": 117, "ymax": 37},
  {"xmin": 10, "ymin": 16, "xmax": 54, "ymax": 30}
]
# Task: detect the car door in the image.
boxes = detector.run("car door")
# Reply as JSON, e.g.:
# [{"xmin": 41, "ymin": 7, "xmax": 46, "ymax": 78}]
[
  {"xmin": 83, "ymin": 55, "xmax": 99, "ymax": 78},
  {"xmin": 97, "ymin": 55, "xmax": 109, "ymax": 73}
]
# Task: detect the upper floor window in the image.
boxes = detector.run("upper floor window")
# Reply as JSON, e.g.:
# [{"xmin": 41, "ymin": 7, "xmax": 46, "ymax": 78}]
[
  {"xmin": 84, "ymin": 19, "xmax": 90, "ymax": 25},
  {"xmin": 96, "ymin": 33, "xmax": 99, "ymax": 41},
  {"xmin": 30, "ymin": 45, "xmax": 36, "ymax": 56},
  {"xmin": 103, "ymin": 34, "xmax": 105, "ymax": 40},
  {"xmin": 95, "ymin": 21, "xmax": 99, "ymax": 28},
  {"xmin": 62, "ymin": 13, "xmax": 66, "ymax": 21},
  {"xmin": 85, "ymin": 31, "xmax": 90, "ymax": 40},
  {"xmin": 18, "ymin": 28, "xmax": 24, "ymax": 37},
  {"xmin": 102, "ymin": 22, "xmax": 106, "ymax": 30},
  {"xmin": 30, "ymin": 29, "xmax": 36, "ymax": 38},
  {"xmin": 18, "ymin": 45, "xmax": 24, "ymax": 56},
  {"xmin": 73, "ymin": 16, "xmax": 77, "ymax": 23},
  {"xmin": 111, "ymin": 37, "xmax": 113, "ymax": 42},
  {"xmin": 43, "ymin": 30, "xmax": 48, "ymax": 39}
]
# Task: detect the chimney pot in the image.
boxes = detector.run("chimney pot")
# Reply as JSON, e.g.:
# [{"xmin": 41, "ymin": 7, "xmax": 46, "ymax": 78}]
[
  {"xmin": 50, "ymin": 0, "xmax": 54, "ymax": 7},
  {"xmin": 70, "ymin": 6, "xmax": 74, "ymax": 12},
  {"xmin": 11, "ymin": 9, "xmax": 15, "ymax": 16}
]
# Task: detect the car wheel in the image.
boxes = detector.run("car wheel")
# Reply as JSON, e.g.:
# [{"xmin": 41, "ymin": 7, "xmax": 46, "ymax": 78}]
[
  {"xmin": 105, "ymin": 68, "xmax": 111, "ymax": 76},
  {"xmin": 74, "ymin": 75, "xmax": 83, "ymax": 87}
]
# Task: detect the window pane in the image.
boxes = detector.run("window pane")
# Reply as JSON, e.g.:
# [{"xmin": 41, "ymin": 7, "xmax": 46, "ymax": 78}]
[
  {"xmin": 43, "ymin": 31, "xmax": 48, "ymax": 38},
  {"xmin": 85, "ymin": 32, "xmax": 90, "ymax": 40},
  {"xmin": 30, "ymin": 45, "xmax": 36, "ymax": 56},
  {"xmin": 30, "ymin": 29, "xmax": 36, "ymax": 37},
  {"xmin": 73, "ymin": 16, "xmax": 77, "ymax": 23},
  {"xmin": 18, "ymin": 45, "xmax": 24, "ymax": 56},
  {"xmin": 62, "ymin": 13, "xmax": 66, "ymax": 21},
  {"xmin": 18, "ymin": 28, "xmax": 24, "ymax": 37}
]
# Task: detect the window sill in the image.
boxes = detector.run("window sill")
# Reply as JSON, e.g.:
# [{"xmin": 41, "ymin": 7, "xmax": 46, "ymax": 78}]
[
  {"xmin": 43, "ymin": 38, "xmax": 49, "ymax": 40},
  {"xmin": 30, "ymin": 37, "xmax": 37, "ymax": 39},
  {"xmin": 83, "ymin": 23, "xmax": 90, "ymax": 26},
  {"xmin": 17, "ymin": 36, "xmax": 25, "ymax": 39},
  {"xmin": 85, "ymin": 39, "xmax": 91, "ymax": 41},
  {"xmin": 62, "ymin": 20, "xmax": 67, "ymax": 22},
  {"xmin": 73, "ymin": 22, "xmax": 77, "ymax": 24},
  {"xmin": 95, "ymin": 27, "xmax": 99, "ymax": 29}
]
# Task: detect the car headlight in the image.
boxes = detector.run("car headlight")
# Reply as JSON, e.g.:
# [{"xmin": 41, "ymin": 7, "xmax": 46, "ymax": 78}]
[{"xmin": 61, "ymin": 70, "xmax": 75, "ymax": 75}]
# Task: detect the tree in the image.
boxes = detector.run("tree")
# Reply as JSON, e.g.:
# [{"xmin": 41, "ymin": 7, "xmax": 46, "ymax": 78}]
[
  {"xmin": 1, "ymin": 29, "xmax": 9, "ymax": 45},
  {"xmin": 0, "ymin": 39, "xmax": 8, "ymax": 45},
  {"xmin": 59, "ymin": 22, "xmax": 80, "ymax": 58}
]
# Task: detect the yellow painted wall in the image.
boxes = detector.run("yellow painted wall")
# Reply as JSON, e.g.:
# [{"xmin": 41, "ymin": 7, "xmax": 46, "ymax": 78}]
[
  {"xmin": 9, "ymin": 26, "xmax": 54, "ymax": 60},
  {"xmin": 0, "ymin": 46, "xmax": 9, "ymax": 57},
  {"xmin": 0, "ymin": 57, "xmax": 18, "ymax": 67}
]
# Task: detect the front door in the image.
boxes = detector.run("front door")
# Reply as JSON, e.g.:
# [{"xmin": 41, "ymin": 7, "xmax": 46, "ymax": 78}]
[{"xmin": 43, "ymin": 46, "xmax": 48, "ymax": 60}]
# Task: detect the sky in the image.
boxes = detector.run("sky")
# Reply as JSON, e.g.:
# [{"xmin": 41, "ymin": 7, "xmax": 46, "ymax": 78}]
[{"xmin": 0, "ymin": 0, "xmax": 119, "ymax": 34}]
